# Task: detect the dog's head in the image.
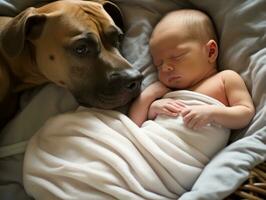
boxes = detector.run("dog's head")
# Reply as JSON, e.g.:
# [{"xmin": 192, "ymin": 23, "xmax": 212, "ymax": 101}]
[{"xmin": 1, "ymin": 0, "xmax": 143, "ymax": 109}]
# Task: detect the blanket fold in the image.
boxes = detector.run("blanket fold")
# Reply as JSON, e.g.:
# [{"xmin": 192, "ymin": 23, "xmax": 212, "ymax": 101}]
[{"xmin": 23, "ymin": 90, "xmax": 230, "ymax": 200}]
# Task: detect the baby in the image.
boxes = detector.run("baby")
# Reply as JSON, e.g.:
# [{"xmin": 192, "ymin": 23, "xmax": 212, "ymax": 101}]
[{"xmin": 129, "ymin": 9, "xmax": 255, "ymax": 130}]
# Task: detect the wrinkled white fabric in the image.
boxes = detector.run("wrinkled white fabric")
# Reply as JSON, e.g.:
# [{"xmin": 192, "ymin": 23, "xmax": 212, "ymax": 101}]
[{"xmin": 23, "ymin": 91, "xmax": 229, "ymax": 200}]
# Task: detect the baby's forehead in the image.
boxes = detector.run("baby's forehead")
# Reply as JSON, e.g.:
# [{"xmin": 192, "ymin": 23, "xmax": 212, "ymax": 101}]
[
  {"xmin": 153, "ymin": 14, "xmax": 182, "ymax": 33},
  {"xmin": 150, "ymin": 25, "xmax": 189, "ymax": 48},
  {"xmin": 151, "ymin": 29, "xmax": 178, "ymax": 44},
  {"xmin": 151, "ymin": 9, "xmax": 217, "ymax": 44},
  {"xmin": 151, "ymin": 14, "xmax": 192, "ymax": 43},
  {"xmin": 150, "ymin": 32, "xmax": 187, "ymax": 59}
]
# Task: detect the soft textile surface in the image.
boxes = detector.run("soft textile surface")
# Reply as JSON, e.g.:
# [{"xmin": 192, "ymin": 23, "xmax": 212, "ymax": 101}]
[
  {"xmin": 24, "ymin": 91, "xmax": 229, "ymax": 199},
  {"xmin": 0, "ymin": 0, "xmax": 265, "ymax": 200}
]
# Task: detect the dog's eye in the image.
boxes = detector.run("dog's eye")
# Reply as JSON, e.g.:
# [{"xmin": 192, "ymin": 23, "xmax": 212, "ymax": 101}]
[
  {"xmin": 74, "ymin": 44, "xmax": 90, "ymax": 56},
  {"xmin": 73, "ymin": 37, "xmax": 100, "ymax": 57}
]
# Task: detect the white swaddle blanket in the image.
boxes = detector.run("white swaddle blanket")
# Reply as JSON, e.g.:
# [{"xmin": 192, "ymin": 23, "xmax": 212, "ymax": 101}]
[{"xmin": 23, "ymin": 90, "xmax": 230, "ymax": 200}]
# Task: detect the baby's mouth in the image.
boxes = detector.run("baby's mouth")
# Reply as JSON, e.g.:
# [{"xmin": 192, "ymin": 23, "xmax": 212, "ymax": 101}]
[{"xmin": 168, "ymin": 75, "xmax": 181, "ymax": 83}]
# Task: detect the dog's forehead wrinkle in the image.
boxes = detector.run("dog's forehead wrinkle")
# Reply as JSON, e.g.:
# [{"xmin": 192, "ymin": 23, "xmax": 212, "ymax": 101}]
[
  {"xmin": 44, "ymin": 15, "xmax": 98, "ymax": 41},
  {"xmin": 79, "ymin": 2, "xmax": 104, "ymax": 17},
  {"xmin": 61, "ymin": 9, "xmax": 105, "ymax": 39},
  {"xmin": 79, "ymin": 3, "xmax": 116, "ymax": 30},
  {"xmin": 52, "ymin": 3, "xmax": 117, "ymax": 42},
  {"xmin": 69, "ymin": 31, "xmax": 97, "ymax": 42}
]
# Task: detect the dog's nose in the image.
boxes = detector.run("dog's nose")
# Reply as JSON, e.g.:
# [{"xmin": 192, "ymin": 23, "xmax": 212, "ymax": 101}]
[
  {"xmin": 108, "ymin": 69, "xmax": 143, "ymax": 92},
  {"xmin": 124, "ymin": 74, "xmax": 143, "ymax": 92}
]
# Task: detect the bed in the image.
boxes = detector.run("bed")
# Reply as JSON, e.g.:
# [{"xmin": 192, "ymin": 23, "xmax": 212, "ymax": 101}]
[{"xmin": 0, "ymin": 0, "xmax": 265, "ymax": 199}]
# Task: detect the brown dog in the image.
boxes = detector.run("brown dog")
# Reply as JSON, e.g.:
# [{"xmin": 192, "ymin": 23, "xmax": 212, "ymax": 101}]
[{"xmin": 0, "ymin": 0, "xmax": 142, "ymax": 127}]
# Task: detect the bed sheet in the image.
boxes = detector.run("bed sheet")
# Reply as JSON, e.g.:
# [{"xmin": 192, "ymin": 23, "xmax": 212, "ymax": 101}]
[{"xmin": 0, "ymin": 0, "xmax": 265, "ymax": 200}]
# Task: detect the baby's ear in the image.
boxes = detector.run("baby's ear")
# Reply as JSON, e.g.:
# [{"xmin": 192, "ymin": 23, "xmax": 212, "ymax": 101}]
[{"xmin": 206, "ymin": 40, "xmax": 218, "ymax": 63}]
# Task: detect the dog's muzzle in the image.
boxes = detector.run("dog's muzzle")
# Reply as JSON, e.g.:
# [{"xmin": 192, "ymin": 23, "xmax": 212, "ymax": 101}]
[
  {"xmin": 107, "ymin": 68, "xmax": 142, "ymax": 94},
  {"xmin": 75, "ymin": 68, "xmax": 143, "ymax": 109}
]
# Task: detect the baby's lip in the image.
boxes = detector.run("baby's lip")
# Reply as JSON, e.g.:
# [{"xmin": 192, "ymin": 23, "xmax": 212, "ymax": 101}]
[{"xmin": 168, "ymin": 75, "xmax": 181, "ymax": 83}]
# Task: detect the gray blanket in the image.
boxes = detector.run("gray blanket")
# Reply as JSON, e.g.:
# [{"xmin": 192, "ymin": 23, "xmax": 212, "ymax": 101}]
[{"xmin": 0, "ymin": 0, "xmax": 265, "ymax": 200}]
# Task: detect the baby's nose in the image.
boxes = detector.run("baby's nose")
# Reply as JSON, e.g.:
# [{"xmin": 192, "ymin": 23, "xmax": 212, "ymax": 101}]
[{"xmin": 161, "ymin": 63, "xmax": 174, "ymax": 72}]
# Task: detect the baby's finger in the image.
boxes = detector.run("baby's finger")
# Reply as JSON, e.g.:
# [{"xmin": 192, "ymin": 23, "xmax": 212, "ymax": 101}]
[
  {"xmin": 182, "ymin": 112, "xmax": 193, "ymax": 125},
  {"xmin": 165, "ymin": 104, "xmax": 181, "ymax": 113},
  {"xmin": 173, "ymin": 101, "xmax": 187, "ymax": 108},
  {"xmin": 181, "ymin": 108, "xmax": 191, "ymax": 117},
  {"xmin": 162, "ymin": 108, "xmax": 178, "ymax": 117},
  {"xmin": 186, "ymin": 116, "xmax": 199, "ymax": 129}
]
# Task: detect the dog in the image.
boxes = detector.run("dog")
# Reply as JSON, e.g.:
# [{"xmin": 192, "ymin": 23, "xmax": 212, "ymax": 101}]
[{"xmin": 0, "ymin": 0, "xmax": 143, "ymax": 128}]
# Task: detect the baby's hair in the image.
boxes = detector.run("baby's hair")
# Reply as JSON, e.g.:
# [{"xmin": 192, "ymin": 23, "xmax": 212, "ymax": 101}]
[{"xmin": 158, "ymin": 9, "xmax": 218, "ymax": 43}]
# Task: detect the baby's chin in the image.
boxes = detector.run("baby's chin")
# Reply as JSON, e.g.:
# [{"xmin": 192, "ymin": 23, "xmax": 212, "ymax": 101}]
[{"xmin": 162, "ymin": 80, "xmax": 188, "ymax": 90}]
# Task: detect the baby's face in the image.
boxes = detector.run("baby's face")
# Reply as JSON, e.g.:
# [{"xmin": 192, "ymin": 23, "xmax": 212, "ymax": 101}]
[{"xmin": 149, "ymin": 28, "xmax": 213, "ymax": 89}]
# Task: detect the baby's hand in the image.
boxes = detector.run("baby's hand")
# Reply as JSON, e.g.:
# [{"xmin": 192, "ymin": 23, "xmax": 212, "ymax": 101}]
[
  {"xmin": 148, "ymin": 98, "xmax": 186, "ymax": 119},
  {"xmin": 181, "ymin": 105, "xmax": 214, "ymax": 129}
]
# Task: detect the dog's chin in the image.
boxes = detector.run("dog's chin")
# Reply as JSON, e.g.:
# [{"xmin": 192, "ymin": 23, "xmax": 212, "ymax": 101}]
[
  {"xmin": 75, "ymin": 86, "xmax": 141, "ymax": 109},
  {"xmin": 77, "ymin": 95, "xmax": 133, "ymax": 109}
]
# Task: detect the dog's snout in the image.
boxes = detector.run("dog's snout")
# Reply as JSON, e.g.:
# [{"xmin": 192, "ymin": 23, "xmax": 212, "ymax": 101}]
[{"xmin": 108, "ymin": 69, "xmax": 143, "ymax": 92}]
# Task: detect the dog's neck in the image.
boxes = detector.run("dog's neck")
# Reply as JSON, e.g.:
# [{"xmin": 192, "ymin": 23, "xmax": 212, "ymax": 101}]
[{"xmin": 2, "ymin": 43, "xmax": 48, "ymax": 92}]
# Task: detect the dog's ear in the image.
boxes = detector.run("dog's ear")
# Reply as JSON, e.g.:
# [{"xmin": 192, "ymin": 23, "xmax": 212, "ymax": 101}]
[
  {"xmin": 0, "ymin": 7, "xmax": 46, "ymax": 57},
  {"xmin": 102, "ymin": 1, "xmax": 124, "ymax": 32}
]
